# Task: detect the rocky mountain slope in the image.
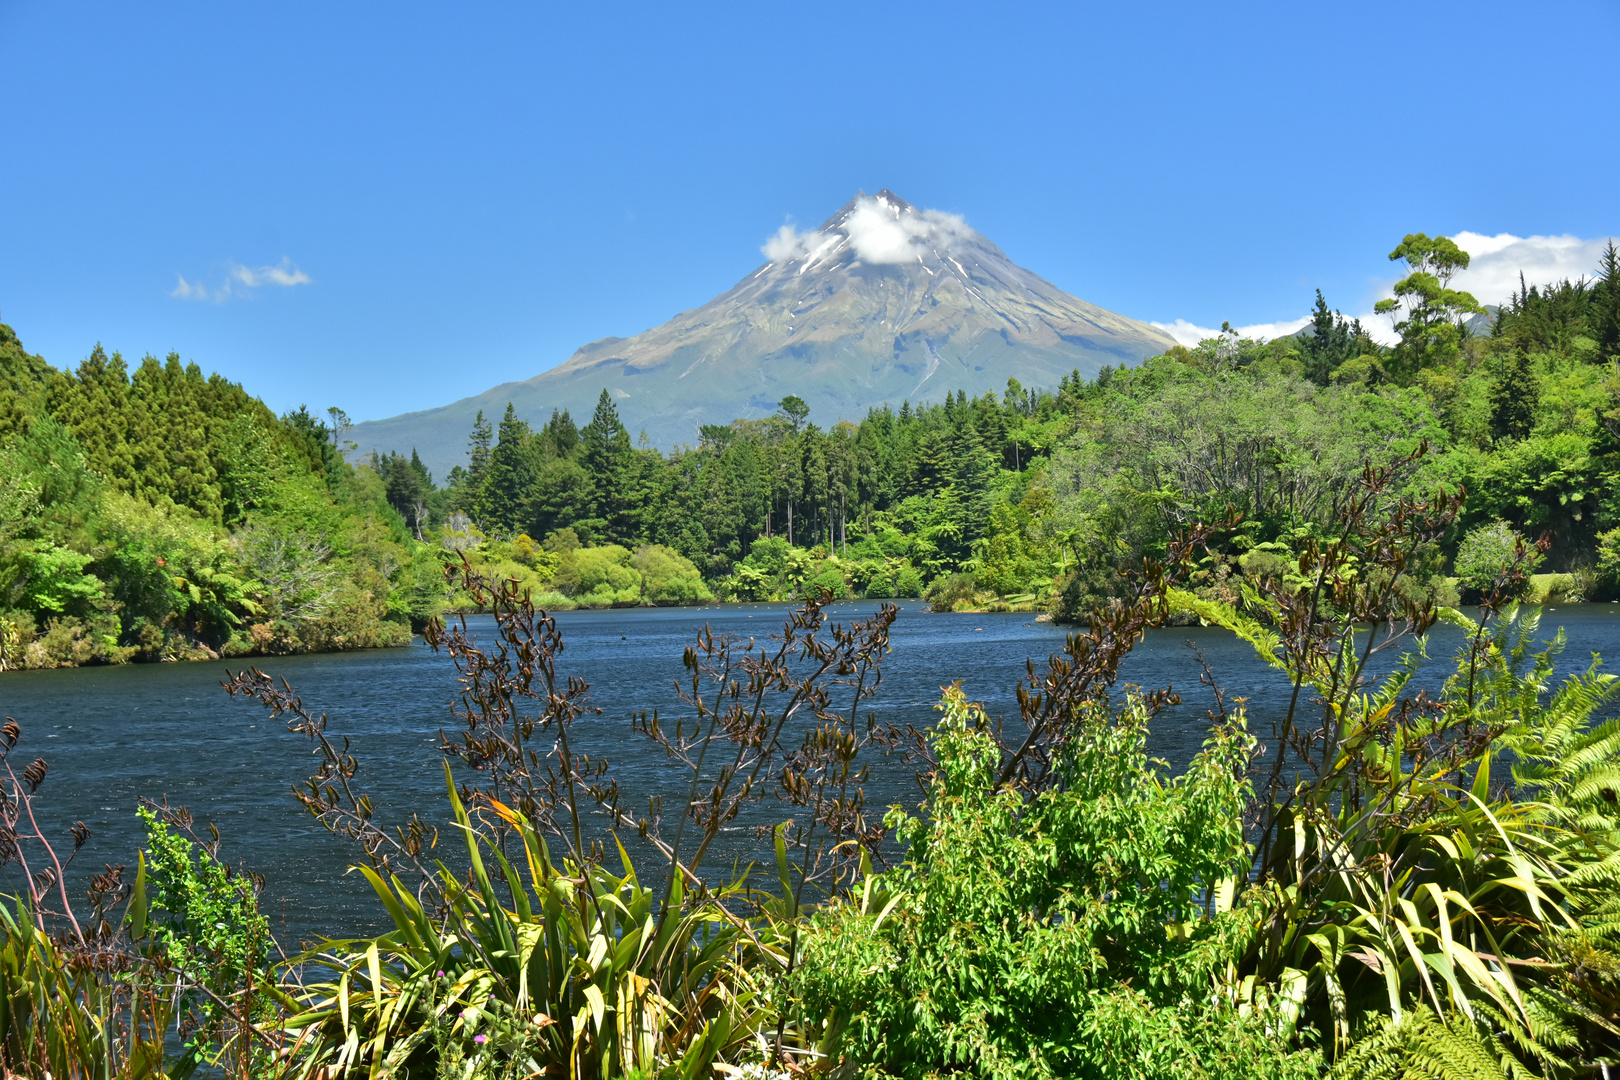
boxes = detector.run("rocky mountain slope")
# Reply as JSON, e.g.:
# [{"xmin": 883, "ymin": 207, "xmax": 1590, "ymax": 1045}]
[{"xmin": 355, "ymin": 191, "xmax": 1176, "ymax": 477}]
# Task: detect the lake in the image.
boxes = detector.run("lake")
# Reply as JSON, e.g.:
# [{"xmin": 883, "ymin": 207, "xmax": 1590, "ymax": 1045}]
[{"xmin": 5, "ymin": 600, "xmax": 1620, "ymax": 947}]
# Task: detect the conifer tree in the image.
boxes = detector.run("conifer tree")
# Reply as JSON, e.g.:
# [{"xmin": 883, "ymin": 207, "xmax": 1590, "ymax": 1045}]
[
  {"xmin": 1595, "ymin": 239, "xmax": 1620, "ymax": 361},
  {"xmin": 580, "ymin": 390, "xmax": 634, "ymax": 543},
  {"xmin": 1489, "ymin": 350, "xmax": 1539, "ymax": 442},
  {"xmin": 480, "ymin": 403, "xmax": 537, "ymax": 534},
  {"xmin": 451, "ymin": 409, "xmax": 494, "ymax": 517},
  {"xmin": 467, "ymin": 410, "xmax": 493, "ymax": 486},
  {"xmin": 542, "ymin": 408, "xmax": 580, "ymax": 457}
]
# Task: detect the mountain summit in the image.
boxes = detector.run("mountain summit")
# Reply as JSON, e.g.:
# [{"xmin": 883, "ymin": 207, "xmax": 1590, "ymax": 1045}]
[{"xmin": 356, "ymin": 191, "xmax": 1176, "ymax": 476}]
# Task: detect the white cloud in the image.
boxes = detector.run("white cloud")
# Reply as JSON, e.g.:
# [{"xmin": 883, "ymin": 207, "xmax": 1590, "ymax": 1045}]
[
  {"xmin": 170, "ymin": 273, "xmax": 209, "ymax": 301},
  {"xmin": 762, "ymin": 223, "xmax": 820, "ymax": 262},
  {"xmin": 1151, "ymin": 316, "xmax": 1313, "ymax": 348},
  {"xmin": 171, "ymin": 257, "xmax": 312, "ymax": 302},
  {"xmin": 1448, "ymin": 232, "xmax": 1613, "ymax": 305},
  {"xmin": 762, "ymin": 194, "xmax": 974, "ymax": 266},
  {"xmin": 842, "ymin": 196, "xmax": 972, "ymax": 264}
]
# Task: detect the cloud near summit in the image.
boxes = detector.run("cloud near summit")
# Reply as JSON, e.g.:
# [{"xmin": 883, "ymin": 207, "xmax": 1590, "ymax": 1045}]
[{"xmin": 762, "ymin": 196, "xmax": 973, "ymax": 266}]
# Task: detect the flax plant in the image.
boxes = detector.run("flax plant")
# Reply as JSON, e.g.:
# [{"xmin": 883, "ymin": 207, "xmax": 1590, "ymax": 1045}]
[
  {"xmin": 1169, "ymin": 454, "xmax": 1620, "ymax": 1075},
  {"xmin": 234, "ymin": 560, "xmax": 898, "ymax": 1078}
]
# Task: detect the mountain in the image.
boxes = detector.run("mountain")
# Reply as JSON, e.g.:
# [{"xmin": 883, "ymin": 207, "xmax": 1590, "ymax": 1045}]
[{"xmin": 354, "ymin": 191, "xmax": 1177, "ymax": 479}]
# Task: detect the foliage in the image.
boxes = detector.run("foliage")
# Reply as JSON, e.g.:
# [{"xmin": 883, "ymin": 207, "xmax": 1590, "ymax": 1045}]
[
  {"xmin": 0, "ymin": 719, "xmax": 277, "ymax": 1078},
  {"xmin": 1454, "ymin": 520, "xmax": 1541, "ymax": 597},
  {"xmin": 795, "ymin": 687, "xmax": 1322, "ymax": 1080},
  {"xmin": 1169, "ymin": 455, "xmax": 1620, "ymax": 1076},
  {"xmin": 633, "ymin": 544, "xmax": 713, "ymax": 604},
  {"xmin": 0, "ymin": 321, "xmax": 430, "ymax": 668},
  {"xmin": 138, "ymin": 804, "xmax": 276, "ymax": 1073}
]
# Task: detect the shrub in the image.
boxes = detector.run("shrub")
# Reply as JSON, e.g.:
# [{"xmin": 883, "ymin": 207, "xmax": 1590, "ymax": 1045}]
[
  {"xmin": 1525, "ymin": 571, "xmax": 1581, "ymax": 604},
  {"xmin": 796, "ymin": 688, "xmax": 1323, "ymax": 1080},
  {"xmin": 552, "ymin": 544, "xmax": 641, "ymax": 601},
  {"xmin": 805, "ymin": 566, "xmax": 849, "ymax": 599},
  {"xmin": 632, "ymin": 543, "xmax": 712, "ymax": 604},
  {"xmin": 543, "ymin": 526, "xmax": 581, "ymax": 553},
  {"xmin": 894, "ymin": 564, "xmax": 924, "ymax": 598},
  {"xmin": 1454, "ymin": 519, "xmax": 1539, "ymax": 597},
  {"xmin": 8, "ymin": 541, "xmax": 104, "ymax": 614},
  {"xmin": 923, "ymin": 571, "xmax": 978, "ymax": 612},
  {"xmin": 863, "ymin": 570, "xmax": 895, "ymax": 599},
  {"xmin": 738, "ymin": 537, "xmax": 813, "ymax": 598}
]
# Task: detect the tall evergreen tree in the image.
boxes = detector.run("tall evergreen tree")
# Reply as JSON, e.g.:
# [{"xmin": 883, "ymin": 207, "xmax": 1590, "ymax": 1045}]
[
  {"xmin": 1595, "ymin": 240, "xmax": 1620, "ymax": 362},
  {"xmin": 542, "ymin": 408, "xmax": 580, "ymax": 457},
  {"xmin": 1489, "ymin": 351, "xmax": 1539, "ymax": 442},
  {"xmin": 580, "ymin": 390, "xmax": 634, "ymax": 543},
  {"xmin": 1302, "ymin": 289, "xmax": 1358, "ymax": 385},
  {"xmin": 381, "ymin": 450, "xmax": 430, "ymax": 537},
  {"xmin": 480, "ymin": 403, "xmax": 538, "ymax": 533}
]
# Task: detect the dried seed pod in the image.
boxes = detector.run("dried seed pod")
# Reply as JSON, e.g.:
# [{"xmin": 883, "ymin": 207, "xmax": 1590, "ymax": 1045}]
[
  {"xmin": 1, "ymin": 718, "xmax": 18, "ymax": 749},
  {"xmin": 22, "ymin": 757, "xmax": 47, "ymax": 792}
]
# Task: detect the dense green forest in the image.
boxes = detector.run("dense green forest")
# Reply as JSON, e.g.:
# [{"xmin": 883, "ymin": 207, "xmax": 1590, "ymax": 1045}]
[
  {"xmin": 0, "ymin": 324, "xmax": 442, "ymax": 669},
  {"xmin": 4, "ymin": 232, "xmax": 1620, "ymax": 670}
]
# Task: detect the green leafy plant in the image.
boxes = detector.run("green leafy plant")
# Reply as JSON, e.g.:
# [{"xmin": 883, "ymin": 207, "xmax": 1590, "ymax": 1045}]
[{"xmin": 795, "ymin": 686, "xmax": 1323, "ymax": 1080}]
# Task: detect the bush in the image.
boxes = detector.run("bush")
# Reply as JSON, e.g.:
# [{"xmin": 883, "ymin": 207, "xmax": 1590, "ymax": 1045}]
[
  {"xmin": 632, "ymin": 544, "xmax": 713, "ymax": 604},
  {"xmin": 863, "ymin": 571, "xmax": 895, "ymax": 599},
  {"xmin": 1454, "ymin": 520, "xmax": 1539, "ymax": 597},
  {"xmin": 1525, "ymin": 572, "xmax": 1581, "ymax": 604},
  {"xmin": 552, "ymin": 544, "xmax": 641, "ymax": 602},
  {"xmin": 737, "ymin": 537, "xmax": 813, "ymax": 599},
  {"xmin": 1051, "ymin": 561, "xmax": 1134, "ymax": 623},
  {"xmin": 7, "ymin": 541, "xmax": 104, "ymax": 614},
  {"xmin": 894, "ymin": 565, "xmax": 924, "ymax": 598},
  {"xmin": 924, "ymin": 572, "xmax": 978, "ymax": 612},
  {"xmin": 805, "ymin": 567, "xmax": 849, "ymax": 600},
  {"xmin": 796, "ymin": 688, "xmax": 1323, "ymax": 1080}
]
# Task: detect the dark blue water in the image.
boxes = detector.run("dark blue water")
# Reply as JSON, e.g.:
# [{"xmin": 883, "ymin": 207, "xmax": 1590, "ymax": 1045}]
[{"xmin": 4, "ymin": 600, "xmax": 1619, "ymax": 946}]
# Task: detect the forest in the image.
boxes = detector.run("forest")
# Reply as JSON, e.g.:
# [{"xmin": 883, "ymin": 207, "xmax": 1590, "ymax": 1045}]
[{"xmin": 4, "ymin": 231, "xmax": 1620, "ymax": 672}]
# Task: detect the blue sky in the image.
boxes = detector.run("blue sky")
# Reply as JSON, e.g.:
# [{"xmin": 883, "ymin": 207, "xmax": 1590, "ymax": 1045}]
[{"xmin": 2, "ymin": 1, "xmax": 1617, "ymax": 422}]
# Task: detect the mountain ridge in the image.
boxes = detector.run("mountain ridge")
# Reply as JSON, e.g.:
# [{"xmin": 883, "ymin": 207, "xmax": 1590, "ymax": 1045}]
[{"xmin": 354, "ymin": 191, "xmax": 1176, "ymax": 478}]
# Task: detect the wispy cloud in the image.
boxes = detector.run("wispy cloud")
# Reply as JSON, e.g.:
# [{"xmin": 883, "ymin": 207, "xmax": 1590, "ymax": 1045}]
[
  {"xmin": 762, "ymin": 194, "xmax": 974, "ymax": 266},
  {"xmin": 171, "ymin": 257, "xmax": 312, "ymax": 302},
  {"xmin": 1157, "ymin": 231, "xmax": 1618, "ymax": 348}
]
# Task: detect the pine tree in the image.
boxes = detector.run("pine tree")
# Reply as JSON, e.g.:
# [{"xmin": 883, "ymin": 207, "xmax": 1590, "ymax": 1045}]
[
  {"xmin": 481, "ymin": 403, "xmax": 537, "ymax": 534},
  {"xmin": 1595, "ymin": 240, "xmax": 1620, "ymax": 362},
  {"xmin": 452, "ymin": 410, "xmax": 494, "ymax": 517},
  {"xmin": 467, "ymin": 411, "xmax": 492, "ymax": 486},
  {"xmin": 542, "ymin": 408, "xmax": 580, "ymax": 457},
  {"xmin": 1489, "ymin": 350, "xmax": 1539, "ymax": 442},
  {"xmin": 580, "ymin": 390, "xmax": 634, "ymax": 543},
  {"xmin": 383, "ymin": 450, "xmax": 430, "ymax": 536}
]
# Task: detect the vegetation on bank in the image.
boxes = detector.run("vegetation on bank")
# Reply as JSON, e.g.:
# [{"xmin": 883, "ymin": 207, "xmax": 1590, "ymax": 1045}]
[
  {"xmin": 3, "ymin": 469, "xmax": 1620, "ymax": 1078},
  {"xmin": 0, "ymin": 322, "xmax": 445, "ymax": 670},
  {"xmin": 5, "ymin": 230, "xmax": 1620, "ymax": 674}
]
